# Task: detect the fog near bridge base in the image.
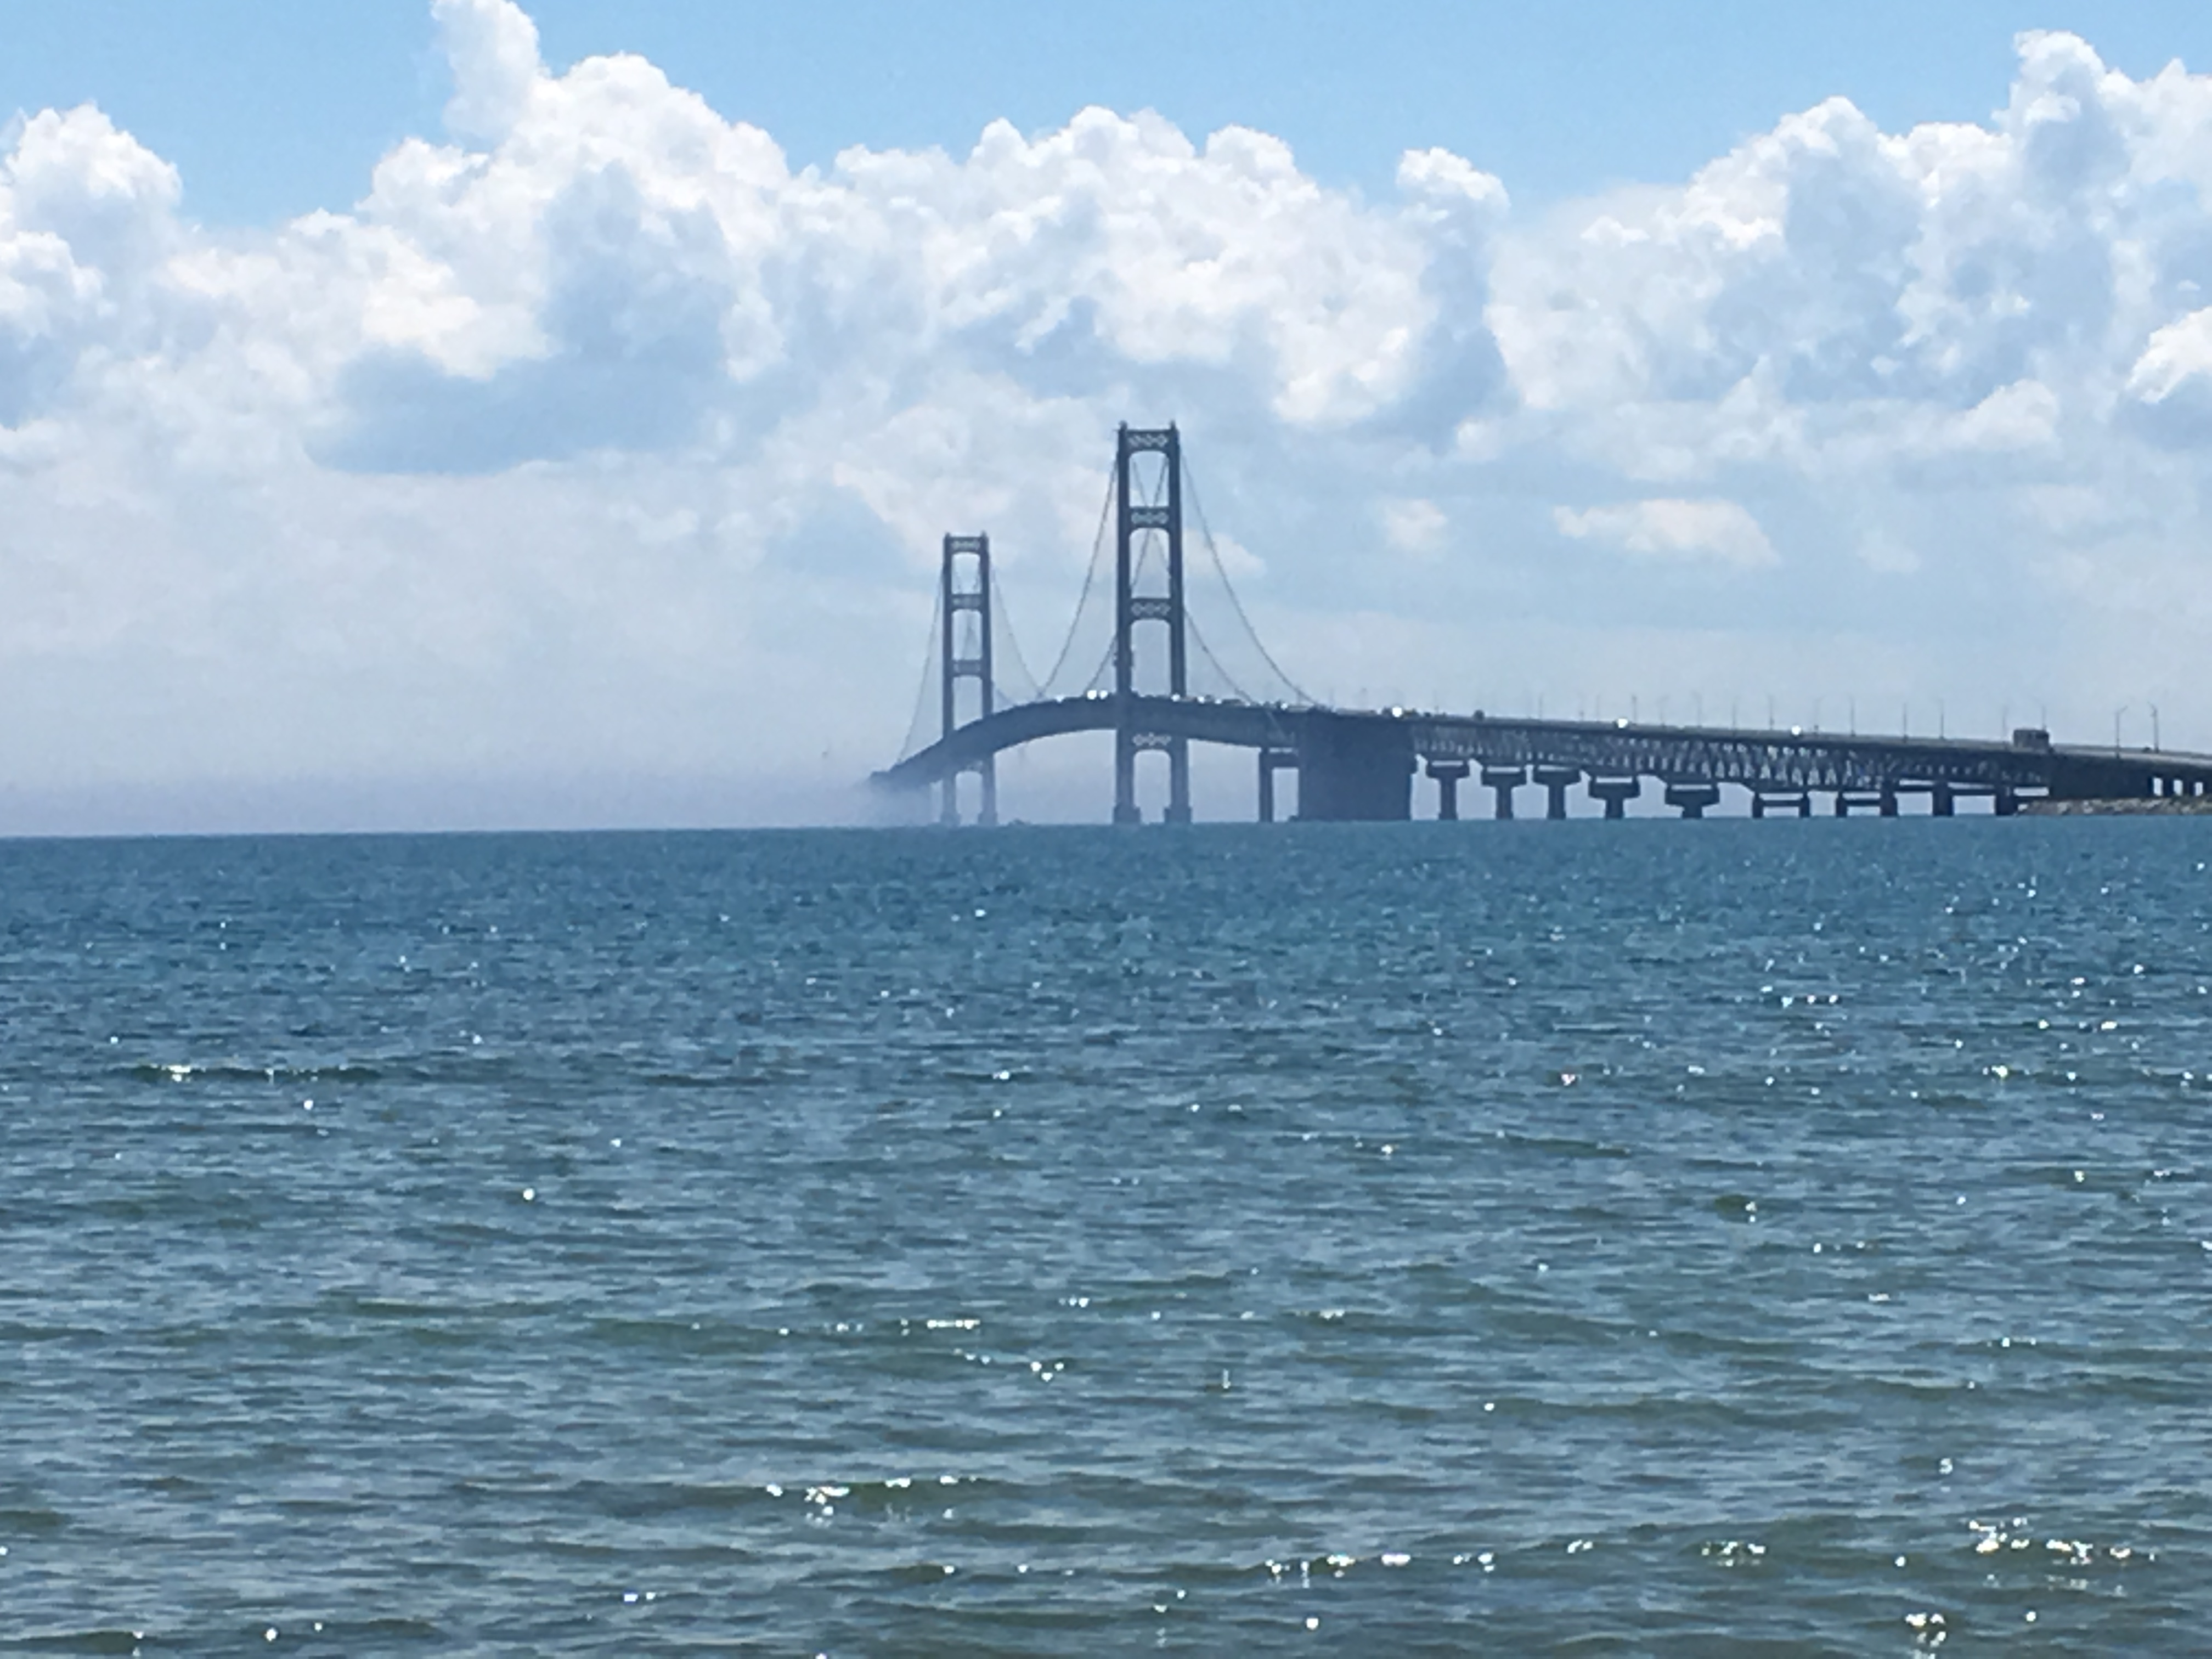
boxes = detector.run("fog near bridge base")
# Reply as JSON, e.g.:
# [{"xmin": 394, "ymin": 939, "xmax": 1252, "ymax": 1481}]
[{"xmin": 0, "ymin": 0, "xmax": 2208, "ymax": 831}]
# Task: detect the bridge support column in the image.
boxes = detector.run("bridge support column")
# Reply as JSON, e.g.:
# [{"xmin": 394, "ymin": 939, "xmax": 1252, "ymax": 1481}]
[
  {"xmin": 1426, "ymin": 759, "xmax": 1470, "ymax": 821},
  {"xmin": 1880, "ymin": 787, "xmax": 1899, "ymax": 817},
  {"xmin": 939, "ymin": 533, "xmax": 997, "ymax": 826},
  {"xmin": 1257, "ymin": 748, "xmax": 1296, "ymax": 822},
  {"xmin": 1588, "ymin": 776, "xmax": 1640, "ymax": 820},
  {"xmin": 1111, "ymin": 422, "xmax": 1186, "ymax": 825},
  {"xmin": 1995, "ymin": 788, "xmax": 2019, "ymax": 816},
  {"xmin": 1166, "ymin": 746, "xmax": 1192, "ymax": 825},
  {"xmin": 1932, "ymin": 784, "xmax": 1954, "ymax": 817},
  {"xmin": 1664, "ymin": 782, "xmax": 1722, "ymax": 819},
  {"xmin": 1534, "ymin": 765, "xmax": 1578, "ymax": 820},
  {"xmin": 1482, "ymin": 766, "xmax": 1527, "ymax": 820}
]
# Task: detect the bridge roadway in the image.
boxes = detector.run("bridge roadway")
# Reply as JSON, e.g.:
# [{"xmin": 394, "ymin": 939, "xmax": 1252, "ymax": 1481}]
[{"xmin": 873, "ymin": 695, "xmax": 2212, "ymax": 820}]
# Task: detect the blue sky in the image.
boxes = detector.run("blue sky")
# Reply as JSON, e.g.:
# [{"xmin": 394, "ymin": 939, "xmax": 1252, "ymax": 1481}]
[
  {"xmin": 5, "ymin": 1, "xmax": 2212, "ymax": 830},
  {"xmin": 8, "ymin": 2, "xmax": 2212, "ymax": 223}
]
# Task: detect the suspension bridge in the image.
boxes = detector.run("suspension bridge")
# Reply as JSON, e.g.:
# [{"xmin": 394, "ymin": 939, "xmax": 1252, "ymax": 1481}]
[{"xmin": 871, "ymin": 424, "xmax": 2212, "ymax": 822}]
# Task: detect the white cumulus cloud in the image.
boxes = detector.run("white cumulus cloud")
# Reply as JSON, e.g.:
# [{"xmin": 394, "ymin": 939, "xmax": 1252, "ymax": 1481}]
[
  {"xmin": 1554, "ymin": 499, "xmax": 1778, "ymax": 568},
  {"xmin": 0, "ymin": 4, "xmax": 2209, "ymax": 826},
  {"xmin": 1380, "ymin": 497, "xmax": 1449, "ymax": 555}
]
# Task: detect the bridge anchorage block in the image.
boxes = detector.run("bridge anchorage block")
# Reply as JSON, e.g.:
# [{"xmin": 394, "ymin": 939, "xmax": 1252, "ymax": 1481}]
[
  {"xmin": 1532, "ymin": 765, "xmax": 1579, "ymax": 820},
  {"xmin": 1425, "ymin": 759, "xmax": 1471, "ymax": 821},
  {"xmin": 1663, "ymin": 781, "xmax": 1722, "ymax": 819},
  {"xmin": 1587, "ymin": 776, "xmax": 1641, "ymax": 820}
]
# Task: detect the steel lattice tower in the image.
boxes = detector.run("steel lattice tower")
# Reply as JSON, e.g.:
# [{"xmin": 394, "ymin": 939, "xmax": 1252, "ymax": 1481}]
[
  {"xmin": 939, "ymin": 533, "xmax": 996, "ymax": 826},
  {"xmin": 1113, "ymin": 424, "xmax": 1190, "ymax": 823}
]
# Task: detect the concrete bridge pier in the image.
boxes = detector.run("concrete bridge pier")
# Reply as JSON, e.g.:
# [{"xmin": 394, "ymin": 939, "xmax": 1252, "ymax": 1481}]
[
  {"xmin": 1534, "ymin": 765, "xmax": 1579, "ymax": 820},
  {"xmin": 1588, "ymin": 775, "xmax": 1641, "ymax": 819},
  {"xmin": 1482, "ymin": 766, "xmax": 1527, "ymax": 820},
  {"xmin": 1664, "ymin": 781, "xmax": 1722, "ymax": 819},
  {"xmin": 1257, "ymin": 748, "xmax": 1297, "ymax": 823},
  {"xmin": 1932, "ymin": 784, "xmax": 1955, "ymax": 816},
  {"xmin": 1426, "ymin": 759, "xmax": 1470, "ymax": 820},
  {"xmin": 1994, "ymin": 788, "xmax": 2019, "ymax": 816},
  {"xmin": 1880, "ymin": 786, "xmax": 1900, "ymax": 817},
  {"xmin": 1165, "ymin": 746, "xmax": 1193, "ymax": 825}
]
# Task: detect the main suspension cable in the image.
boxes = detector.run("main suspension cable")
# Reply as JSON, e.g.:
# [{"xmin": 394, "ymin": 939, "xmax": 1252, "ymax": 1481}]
[
  {"xmin": 1184, "ymin": 457, "xmax": 1315, "ymax": 706},
  {"xmin": 898, "ymin": 582, "xmax": 946, "ymax": 760},
  {"xmin": 986, "ymin": 563, "xmax": 1043, "ymax": 706},
  {"xmin": 1036, "ymin": 469, "xmax": 1117, "ymax": 698}
]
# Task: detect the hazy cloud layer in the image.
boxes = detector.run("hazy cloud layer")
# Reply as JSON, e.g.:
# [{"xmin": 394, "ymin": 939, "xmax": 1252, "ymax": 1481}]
[{"xmin": 2, "ymin": 1, "xmax": 2211, "ymax": 825}]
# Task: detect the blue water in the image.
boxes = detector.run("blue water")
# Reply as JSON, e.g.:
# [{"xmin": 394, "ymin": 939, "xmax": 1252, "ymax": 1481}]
[{"xmin": 4, "ymin": 822, "xmax": 2211, "ymax": 1654}]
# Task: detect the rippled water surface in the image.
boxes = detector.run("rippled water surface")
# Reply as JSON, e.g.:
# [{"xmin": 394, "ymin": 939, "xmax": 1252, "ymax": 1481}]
[{"xmin": 5, "ymin": 822, "xmax": 2212, "ymax": 1654}]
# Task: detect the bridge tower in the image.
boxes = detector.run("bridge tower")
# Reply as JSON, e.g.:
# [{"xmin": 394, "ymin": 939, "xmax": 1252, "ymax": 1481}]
[
  {"xmin": 939, "ymin": 533, "xmax": 996, "ymax": 826},
  {"xmin": 1113, "ymin": 424, "xmax": 1190, "ymax": 824}
]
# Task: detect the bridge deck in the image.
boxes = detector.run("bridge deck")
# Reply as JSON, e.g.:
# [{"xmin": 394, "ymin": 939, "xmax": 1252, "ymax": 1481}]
[{"xmin": 876, "ymin": 696, "xmax": 2212, "ymax": 819}]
